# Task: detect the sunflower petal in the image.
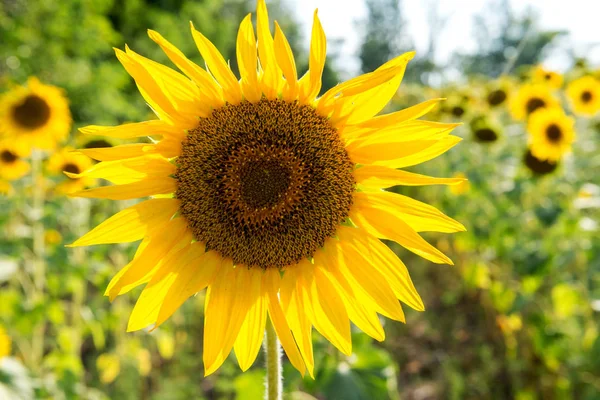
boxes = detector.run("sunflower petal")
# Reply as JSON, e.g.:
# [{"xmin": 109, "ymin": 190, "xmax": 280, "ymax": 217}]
[
  {"xmin": 69, "ymin": 176, "xmax": 177, "ymax": 200},
  {"xmin": 234, "ymin": 269, "xmax": 268, "ymax": 371},
  {"xmin": 355, "ymin": 165, "xmax": 466, "ymax": 190},
  {"xmin": 256, "ymin": 0, "xmax": 281, "ymax": 99},
  {"xmin": 68, "ymin": 198, "xmax": 179, "ymax": 247},
  {"xmin": 264, "ymin": 269, "xmax": 306, "ymax": 375},
  {"xmin": 79, "ymin": 120, "xmax": 183, "ymax": 140},
  {"xmin": 236, "ymin": 14, "xmax": 262, "ymax": 103},
  {"xmin": 298, "ymin": 10, "xmax": 326, "ymax": 103},
  {"xmin": 155, "ymin": 249, "xmax": 221, "ymax": 327},
  {"xmin": 350, "ymin": 98, "xmax": 443, "ymax": 130},
  {"xmin": 203, "ymin": 260, "xmax": 256, "ymax": 376},
  {"xmin": 392, "ymin": 135, "xmax": 462, "ymax": 169},
  {"xmin": 148, "ymin": 29, "xmax": 224, "ymax": 107},
  {"xmin": 351, "ymin": 199, "xmax": 453, "ymax": 265},
  {"xmin": 346, "ymin": 121, "xmax": 459, "ymax": 148},
  {"xmin": 273, "ymin": 22, "xmax": 298, "ymax": 102},
  {"xmin": 64, "ymin": 156, "xmax": 176, "ymax": 185},
  {"xmin": 76, "ymin": 144, "xmax": 155, "ymax": 162},
  {"xmin": 190, "ymin": 23, "xmax": 243, "ymax": 105}
]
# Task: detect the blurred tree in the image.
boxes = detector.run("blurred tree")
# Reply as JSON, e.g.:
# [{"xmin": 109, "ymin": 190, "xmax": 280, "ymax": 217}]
[{"xmin": 456, "ymin": 0, "xmax": 565, "ymax": 77}]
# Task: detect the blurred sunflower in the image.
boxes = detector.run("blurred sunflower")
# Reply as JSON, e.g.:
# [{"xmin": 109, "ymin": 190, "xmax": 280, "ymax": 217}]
[
  {"xmin": 566, "ymin": 76, "xmax": 600, "ymax": 116},
  {"xmin": 0, "ymin": 77, "xmax": 71, "ymax": 150},
  {"xmin": 485, "ymin": 78, "xmax": 513, "ymax": 109},
  {"xmin": 532, "ymin": 66, "xmax": 563, "ymax": 89},
  {"xmin": 470, "ymin": 115, "xmax": 501, "ymax": 143},
  {"xmin": 510, "ymin": 84, "xmax": 559, "ymax": 121},
  {"xmin": 69, "ymin": 0, "xmax": 464, "ymax": 377},
  {"xmin": 0, "ymin": 140, "xmax": 30, "ymax": 181},
  {"xmin": 523, "ymin": 150, "xmax": 558, "ymax": 175},
  {"xmin": 0, "ymin": 325, "xmax": 10, "ymax": 359},
  {"xmin": 47, "ymin": 148, "xmax": 94, "ymax": 194},
  {"xmin": 527, "ymin": 108, "xmax": 575, "ymax": 162}
]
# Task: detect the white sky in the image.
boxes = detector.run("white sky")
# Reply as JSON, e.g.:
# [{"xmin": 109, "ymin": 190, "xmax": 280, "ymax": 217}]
[{"xmin": 292, "ymin": 0, "xmax": 600, "ymax": 77}]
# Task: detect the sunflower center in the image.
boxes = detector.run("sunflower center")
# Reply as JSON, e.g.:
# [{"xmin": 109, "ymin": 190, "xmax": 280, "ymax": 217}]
[
  {"xmin": 545, "ymin": 73, "xmax": 552, "ymax": 81},
  {"xmin": 0, "ymin": 150, "xmax": 18, "ymax": 163},
  {"xmin": 546, "ymin": 124, "xmax": 562, "ymax": 142},
  {"xmin": 581, "ymin": 90, "xmax": 592, "ymax": 103},
  {"xmin": 451, "ymin": 106, "xmax": 465, "ymax": 117},
  {"xmin": 176, "ymin": 98, "xmax": 355, "ymax": 269},
  {"xmin": 63, "ymin": 163, "xmax": 81, "ymax": 176},
  {"xmin": 12, "ymin": 95, "xmax": 51, "ymax": 129},
  {"xmin": 474, "ymin": 127, "xmax": 498, "ymax": 142},
  {"xmin": 526, "ymin": 98, "xmax": 546, "ymax": 115},
  {"xmin": 487, "ymin": 89, "xmax": 507, "ymax": 106}
]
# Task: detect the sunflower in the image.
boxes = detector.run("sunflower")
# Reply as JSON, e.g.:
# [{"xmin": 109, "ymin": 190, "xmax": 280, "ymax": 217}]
[
  {"xmin": 0, "ymin": 140, "xmax": 30, "ymax": 181},
  {"xmin": 0, "ymin": 325, "xmax": 10, "ymax": 359},
  {"xmin": 532, "ymin": 66, "xmax": 563, "ymax": 89},
  {"xmin": 69, "ymin": 0, "xmax": 464, "ymax": 377},
  {"xmin": 470, "ymin": 115, "xmax": 501, "ymax": 143},
  {"xmin": 47, "ymin": 147, "xmax": 94, "ymax": 194},
  {"xmin": 0, "ymin": 77, "xmax": 71, "ymax": 150},
  {"xmin": 523, "ymin": 150, "xmax": 558, "ymax": 175},
  {"xmin": 566, "ymin": 76, "xmax": 600, "ymax": 117},
  {"xmin": 510, "ymin": 84, "xmax": 560, "ymax": 121},
  {"xmin": 485, "ymin": 78, "xmax": 513, "ymax": 109},
  {"xmin": 527, "ymin": 108, "xmax": 575, "ymax": 162}
]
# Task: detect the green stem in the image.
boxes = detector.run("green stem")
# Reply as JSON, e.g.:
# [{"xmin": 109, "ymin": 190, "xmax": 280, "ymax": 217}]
[{"xmin": 264, "ymin": 319, "xmax": 282, "ymax": 400}]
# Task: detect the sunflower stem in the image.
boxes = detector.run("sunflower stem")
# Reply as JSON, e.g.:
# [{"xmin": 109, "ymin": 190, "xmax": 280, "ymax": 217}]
[{"xmin": 264, "ymin": 318, "xmax": 282, "ymax": 400}]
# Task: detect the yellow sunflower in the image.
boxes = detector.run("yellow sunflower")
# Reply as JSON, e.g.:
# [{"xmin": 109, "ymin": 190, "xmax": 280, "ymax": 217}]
[
  {"xmin": 0, "ymin": 325, "xmax": 10, "ymax": 359},
  {"xmin": 485, "ymin": 79, "xmax": 512, "ymax": 109},
  {"xmin": 532, "ymin": 66, "xmax": 563, "ymax": 89},
  {"xmin": 69, "ymin": 0, "xmax": 464, "ymax": 377},
  {"xmin": 527, "ymin": 108, "xmax": 575, "ymax": 162},
  {"xmin": 566, "ymin": 76, "xmax": 600, "ymax": 117},
  {"xmin": 0, "ymin": 77, "xmax": 71, "ymax": 150},
  {"xmin": 0, "ymin": 140, "xmax": 30, "ymax": 181},
  {"xmin": 47, "ymin": 147, "xmax": 95, "ymax": 194},
  {"xmin": 510, "ymin": 84, "xmax": 560, "ymax": 121}
]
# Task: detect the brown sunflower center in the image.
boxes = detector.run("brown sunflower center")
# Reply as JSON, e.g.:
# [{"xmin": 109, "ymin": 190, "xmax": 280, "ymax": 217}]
[
  {"xmin": 175, "ymin": 98, "xmax": 355, "ymax": 269},
  {"xmin": 525, "ymin": 98, "xmax": 546, "ymax": 115},
  {"xmin": 12, "ymin": 95, "xmax": 51, "ymax": 129},
  {"xmin": 546, "ymin": 124, "xmax": 562, "ymax": 142},
  {"xmin": 545, "ymin": 73, "xmax": 553, "ymax": 81},
  {"xmin": 524, "ymin": 150, "xmax": 557, "ymax": 175},
  {"xmin": 581, "ymin": 90, "xmax": 593, "ymax": 103},
  {"xmin": 487, "ymin": 89, "xmax": 507, "ymax": 106},
  {"xmin": 474, "ymin": 127, "xmax": 498, "ymax": 142},
  {"xmin": 0, "ymin": 150, "xmax": 18, "ymax": 163},
  {"xmin": 451, "ymin": 105, "xmax": 465, "ymax": 117},
  {"xmin": 63, "ymin": 163, "xmax": 81, "ymax": 176}
]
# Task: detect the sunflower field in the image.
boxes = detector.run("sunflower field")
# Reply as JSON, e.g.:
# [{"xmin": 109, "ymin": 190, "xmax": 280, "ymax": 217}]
[{"xmin": 1, "ymin": 0, "xmax": 599, "ymax": 399}]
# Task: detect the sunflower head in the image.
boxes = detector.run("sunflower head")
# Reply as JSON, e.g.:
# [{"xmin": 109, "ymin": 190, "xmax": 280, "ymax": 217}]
[
  {"xmin": 524, "ymin": 149, "xmax": 558, "ymax": 175},
  {"xmin": 470, "ymin": 115, "xmax": 501, "ymax": 143},
  {"xmin": 510, "ymin": 84, "xmax": 559, "ymax": 121},
  {"xmin": 527, "ymin": 108, "xmax": 575, "ymax": 162},
  {"xmin": 0, "ymin": 140, "xmax": 30, "ymax": 181},
  {"xmin": 0, "ymin": 78, "xmax": 72, "ymax": 150},
  {"xmin": 47, "ymin": 147, "xmax": 95, "ymax": 194},
  {"xmin": 566, "ymin": 76, "xmax": 600, "ymax": 117},
  {"xmin": 68, "ymin": 0, "xmax": 464, "ymax": 377},
  {"xmin": 532, "ymin": 66, "xmax": 563, "ymax": 89}
]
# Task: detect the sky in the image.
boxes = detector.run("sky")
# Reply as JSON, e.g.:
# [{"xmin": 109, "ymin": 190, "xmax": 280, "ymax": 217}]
[{"xmin": 292, "ymin": 0, "xmax": 600, "ymax": 77}]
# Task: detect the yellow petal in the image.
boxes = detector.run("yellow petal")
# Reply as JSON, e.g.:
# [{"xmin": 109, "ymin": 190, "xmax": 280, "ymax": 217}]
[
  {"xmin": 155, "ymin": 249, "xmax": 221, "ymax": 327},
  {"xmin": 70, "ymin": 176, "xmax": 177, "ymax": 200},
  {"xmin": 356, "ymin": 191, "xmax": 465, "ymax": 233},
  {"xmin": 280, "ymin": 268, "xmax": 315, "ymax": 377},
  {"xmin": 273, "ymin": 22, "xmax": 298, "ymax": 102},
  {"xmin": 256, "ymin": 0, "xmax": 281, "ymax": 99},
  {"xmin": 190, "ymin": 23, "xmax": 242, "ymax": 105},
  {"xmin": 234, "ymin": 269, "xmax": 268, "ymax": 371},
  {"xmin": 127, "ymin": 243, "xmax": 202, "ymax": 332},
  {"xmin": 346, "ymin": 121, "xmax": 459, "ymax": 148},
  {"xmin": 337, "ymin": 226, "xmax": 424, "ymax": 311},
  {"xmin": 264, "ymin": 268, "xmax": 306, "ymax": 375},
  {"xmin": 105, "ymin": 218, "xmax": 192, "ymax": 300},
  {"xmin": 354, "ymin": 165, "xmax": 466, "ymax": 190},
  {"xmin": 79, "ymin": 120, "xmax": 184, "ymax": 140},
  {"xmin": 236, "ymin": 14, "xmax": 262, "ymax": 103},
  {"xmin": 350, "ymin": 200, "xmax": 453, "ymax": 265},
  {"xmin": 349, "ymin": 98, "xmax": 443, "ymax": 130},
  {"xmin": 392, "ymin": 135, "xmax": 462, "ymax": 169},
  {"xmin": 298, "ymin": 259, "xmax": 352, "ymax": 355},
  {"xmin": 64, "ymin": 156, "xmax": 176, "ymax": 185},
  {"xmin": 148, "ymin": 29, "xmax": 224, "ymax": 107},
  {"xmin": 69, "ymin": 198, "xmax": 179, "ymax": 247},
  {"xmin": 76, "ymin": 144, "xmax": 155, "ymax": 162},
  {"xmin": 298, "ymin": 10, "xmax": 326, "ymax": 103},
  {"xmin": 347, "ymin": 139, "xmax": 439, "ymax": 166},
  {"xmin": 203, "ymin": 261, "xmax": 256, "ymax": 376}
]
